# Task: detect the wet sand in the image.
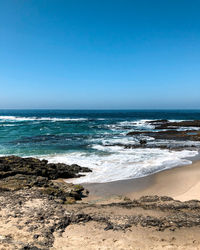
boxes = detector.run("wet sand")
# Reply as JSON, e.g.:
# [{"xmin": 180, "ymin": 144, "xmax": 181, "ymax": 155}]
[
  {"xmin": 83, "ymin": 160, "xmax": 200, "ymax": 201},
  {"xmin": 59, "ymin": 160, "xmax": 200, "ymax": 250}
]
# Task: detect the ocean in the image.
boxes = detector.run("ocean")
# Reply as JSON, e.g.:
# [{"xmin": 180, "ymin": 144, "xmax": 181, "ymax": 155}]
[{"xmin": 0, "ymin": 109, "xmax": 200, "ymax": 183}]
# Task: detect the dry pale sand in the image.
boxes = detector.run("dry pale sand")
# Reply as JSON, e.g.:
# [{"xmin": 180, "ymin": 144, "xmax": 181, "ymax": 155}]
[
  {"xmin": 53, "ymin": 160, "xmax": 200, "ymax": 250},
  {"xmin": 140, "ymin": 160, "xmax": 200, "ymax": 201},
  {"xmin": 52, "ymin": 222, "xmax": 200, "ymax": 250},
  {"xmin": 2, "ymin": 161, "xmax": 200, "ymax": 249}
]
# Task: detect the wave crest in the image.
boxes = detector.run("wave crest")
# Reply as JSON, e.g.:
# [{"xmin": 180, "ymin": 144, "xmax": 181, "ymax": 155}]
[{"xmin": 0, "ymin": 116, "xmax": 88, "ymax": 122}]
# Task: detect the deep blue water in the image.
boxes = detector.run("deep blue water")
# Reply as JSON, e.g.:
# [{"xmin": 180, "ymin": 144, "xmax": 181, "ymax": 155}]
[
  {"xmin": 1, "ymin": 109, "xmax": 200, "ymax": 120},
  {"xmin": 0, "ymin": 110, "xmax": 200, "ymax": 183}
]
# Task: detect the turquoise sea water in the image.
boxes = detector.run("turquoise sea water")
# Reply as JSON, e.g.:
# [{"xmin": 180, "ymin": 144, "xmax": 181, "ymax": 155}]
[{"xmin": 0, "ymin": 110, "xmax": 200, "ymax": 183}]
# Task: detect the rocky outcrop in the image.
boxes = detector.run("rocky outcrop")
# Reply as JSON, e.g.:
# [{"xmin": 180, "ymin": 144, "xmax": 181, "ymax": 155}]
[
  {"xmin": 0, "ymin": 155, "xmax": 91, "ymax": 180},
  {"xmin": 139, "ymin": 139, "xmax": 147, "ymax": 145},
  {"xmin": 103, "ymin": 142, "xmax": 197, "ymax": 150},
  {"xmin": 0, "ymin": 156, "xmax": 91, "ymax": 203},
  {"xmin": 127, "ymin": 130, "xmax": 200, "ymax": 141},
  {"xmin": 126, "ymin": 120, "xmax": 200, "ymax": 150},
  {"xmin": 68, "ymin": 195, "xmax": 200, "ymax": 232},
  {"xmin": 148, "ymin": 120, "xmax": 200, "ymax": 129},
  {"xmin": 124, "ymin": 144, "xmax": 197, "ymax": 150}
]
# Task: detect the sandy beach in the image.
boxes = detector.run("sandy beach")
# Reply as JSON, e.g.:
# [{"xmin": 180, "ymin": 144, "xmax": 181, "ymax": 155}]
[
  {"xmin": 1, "ymin": 0, "xmax": 200, "ymax": 247},
  {"xmin": 57, "ymin": 160, "xmax": 200, "ymax": 250},
  {"xmin": 83, "ymin": 159, "xmax": 200, "ymax": 202},
  {"xmin": 1, "ymin": 157, "xmax": 200, "ymax": 249}
]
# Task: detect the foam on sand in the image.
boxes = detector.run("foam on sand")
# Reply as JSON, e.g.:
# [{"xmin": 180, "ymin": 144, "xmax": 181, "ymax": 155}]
[{"xmin": 41, "ymin": 147, "xmax": 198, "ymax": 184}]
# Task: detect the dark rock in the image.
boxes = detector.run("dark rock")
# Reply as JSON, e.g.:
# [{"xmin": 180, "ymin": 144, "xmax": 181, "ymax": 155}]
[
  {"xmin": 127, "ymin": 120, "xmax": 200, "ymax": 142},
  {"xmin": 124, "ymin": 144, "xmax": 195, "ymax": 150},
  {"xmin": 21, "ymin": 246, "xmax": 41, "ymax": 250},
  {"xmin": 0, "ymin": 156, "xmax": 91, "ymax": 202},
  {"xmin": 146, "ymin": 120, "xmax": 200, "ymax": 129},
  {"xmin": 156, "ymin": 120, "xmax": 200, "ymax": 129},
  {"xmin": 0, "ymin": 156, "xmax": 91, "ymax": 180},
  {"xmin": 139, "ymin": 195, "xmax": 160, "ymax": 202},
  {"xmin": 139, "ymin": 139, "xmax": 147, "ymax": 145},
  {"xmin": 127, "ymin": 130, "xmax": 200, "ymax": 141},
  {"xmin": 104, "ymin": 223, "xmax": 114, "ymax": 231},
  {"xmin": 149, "ymin": 119, "xmax": 169, "ymax": 124},
  {"xmin": 160, "ymin": 196, "xmax": 174, "ymax": 202}
]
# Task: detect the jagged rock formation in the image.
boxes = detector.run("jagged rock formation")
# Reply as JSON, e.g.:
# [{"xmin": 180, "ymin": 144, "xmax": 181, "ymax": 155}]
[
  {"xmin": 0, "ymin": 156, "xmax": 91, "ymax": 203},
  {"xmin": 127, "ymin": 130, "xmax": 200, "ymax": 141},
  {"xmin": 149, "ymin": 120, "xmax": 200, "ymax": 129}
]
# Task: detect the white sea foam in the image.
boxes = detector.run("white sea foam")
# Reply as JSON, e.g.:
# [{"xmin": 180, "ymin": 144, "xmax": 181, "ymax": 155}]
[
  {"xmin": 40, "ymin": 148, "xmax": 198, "ymax": 184},
  {"xmin": 103, "ymin": 119, "xmax": 156, "ymax": 133},
  {"xmin": 115, "ymin": 119, "xmax": 200, "ymax": 134},
  {"xmin": 118, "ymin": 119, "xmax": 193, "ymax": 130},
  {"xmin": 168, "ymin": 120, "xmax": 186, "ymax": 122},
  {"xmin": 1, "ymin": 116, "xmax": 199, "ymax": 184},
  {"xmin": 90, "ymin": 135, "xmax": 155, "ymax": 148},
  {"xmin": 0, "ymin": 116, "xmax": 88, "ymax": 122},
  {"xmin": 0, "ymin": 124, "xmax": 17, "ymax": 127},
  {"xmin": 118, "ymin": 119, "xmax": 155, "ymax": 130},
  {"xmin": 177, "ymin": 127, "xmax": 200, "ymax": 131},
  {"xmin": 101, "ymin": 137, "xmax": 138, "ymax": 146}
]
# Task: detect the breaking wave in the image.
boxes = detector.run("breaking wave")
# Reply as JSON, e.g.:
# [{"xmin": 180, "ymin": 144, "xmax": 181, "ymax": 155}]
[
  {"xmin": 41, "ymin": 148, "xmax": 198, "ymax": 184},
  {"xmin": 0, "ymin": 116, "xmax": 88, "ymax": 122}
]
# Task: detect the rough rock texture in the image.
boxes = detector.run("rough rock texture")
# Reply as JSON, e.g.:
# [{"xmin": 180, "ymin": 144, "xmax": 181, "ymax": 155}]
[
  {"xmin": 0, "ymin": 189, "xmax": 91, "ymax": 249},
  {"xmin": 1, "ymin": 192, "xmax": 200, "ymax": 249},
  {"xmin": 69, "ymin": 195, "xmax": 200, "ymax": 232},
  {"xmin": 0, "ymin": 156, "xmax": 91, "ymax": 180},
  {"xmin": 124, "ymin": 143, "xmax": 197, "ymax": 150},
  {"xmin": 0, "ymin": 156, "xmax": 91, "ymax": 203},
  {"xmin": 127, "ymin": 120, "xmax": 200, "ymax": 142},
  {"xmin": 0, "ymin": 156, "xmax": 93, "ymax": 249},
  {"xmin": 149, "ymin": 120, "xmax": 200, "ymax": 129},
  {"xmin": 127, "ymin": 130, "xmax": 200, "ymax": 141},
  {"xmin": 124, "ymin": 120, "xmax": 200, "ymax": 152}
]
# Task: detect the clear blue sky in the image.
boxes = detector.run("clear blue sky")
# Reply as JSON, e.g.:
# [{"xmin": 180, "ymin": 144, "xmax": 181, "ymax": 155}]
[{"xmin": 0, "ymin": 0, "xmax": 200, "ymax": 109}]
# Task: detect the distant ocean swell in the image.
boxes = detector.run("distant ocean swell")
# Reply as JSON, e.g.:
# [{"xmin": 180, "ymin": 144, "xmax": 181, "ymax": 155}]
[{"xmin": 0, "ymin": 116, "xmax": 89, "ymax": 122}]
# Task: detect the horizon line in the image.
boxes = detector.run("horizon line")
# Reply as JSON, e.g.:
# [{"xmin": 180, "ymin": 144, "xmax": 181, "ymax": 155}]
[{"xmin": 0, "ymin": 108, "xmax": 200, "ymax": 111}]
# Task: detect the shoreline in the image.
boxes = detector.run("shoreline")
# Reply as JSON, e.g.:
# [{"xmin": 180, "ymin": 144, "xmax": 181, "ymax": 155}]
[
  {"xmin": 1, "ymin": 156, "xmax": 200, "ymax": 248},
  {"xmin": 83, "ymin": 159, "xmax": 200, "ymax": 202}
]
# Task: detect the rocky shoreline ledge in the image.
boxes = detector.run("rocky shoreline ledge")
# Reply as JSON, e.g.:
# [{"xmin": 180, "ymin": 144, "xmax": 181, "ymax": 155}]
[
  {"xmin": 126, "ymin": 119, "xmax": 200, "ymax": 150},
  {"xmin": 0, "ymin": 155, "xmax": 93, "ymax": 249},
  {"xmin": 127, "ymin": 119, "xmax": 200, "ymax": 142},
  {"xmin": 0, "ymin": 156, "xmax": 92, "ymax": 204},
  {"xmin": 1, "ymin": 156, "xmax": 200, "ymax": 249},
  {"xmin": 99, "ymin": 120, "xmax": 200, "ymax": 151}
]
